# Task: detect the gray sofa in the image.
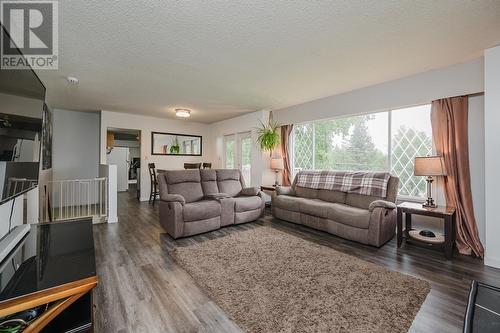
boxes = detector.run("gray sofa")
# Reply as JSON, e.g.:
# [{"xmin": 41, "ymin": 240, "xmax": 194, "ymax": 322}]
[
  {"xmin": 158, "ymin": 169, "xmax": 265, "ymax": 238},
  {"xmin": 272, "ymin": 174, "xmax": 399, "ymax": 247}
]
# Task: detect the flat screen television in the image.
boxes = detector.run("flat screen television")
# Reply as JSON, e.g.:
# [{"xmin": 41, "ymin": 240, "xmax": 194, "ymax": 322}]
[
  {"xmin": 0, "ymin": 24, "xmax": 46, "ymax": 205},
  {"xmin": 0, "ymin": 23, "xmax": 46, "ymax": 262}
]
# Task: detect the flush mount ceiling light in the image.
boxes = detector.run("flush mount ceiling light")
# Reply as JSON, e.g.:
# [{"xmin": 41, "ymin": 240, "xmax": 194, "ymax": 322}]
[{"xmin": 175, "ymin": 108, "xmax": 191, "ymax": 118}]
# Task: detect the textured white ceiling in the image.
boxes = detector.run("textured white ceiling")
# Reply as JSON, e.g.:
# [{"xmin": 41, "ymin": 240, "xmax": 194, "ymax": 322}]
[{"xmin": 37, "ymin": 0, "xmax": 500, "ymax": 123}]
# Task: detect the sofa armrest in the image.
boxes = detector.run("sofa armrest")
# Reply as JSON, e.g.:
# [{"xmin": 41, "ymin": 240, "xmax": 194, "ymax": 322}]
[
  {"xmin": 368, "ymin": 200, "xmax": 396, "ymax": 212},
  {"xmin": 159, "ymin": 201, "xmax": 184, "ymax": 238},
  {"xmin": 276, "ymin": 186, "xmax": 295, "ymax": 196},
  {"xmin": 160, "ymin": 193, "xmax": 186, "ymax": 205},
  {"xmin": 240, "ymin": 187, "xmax": 260, "ymax": 196}
]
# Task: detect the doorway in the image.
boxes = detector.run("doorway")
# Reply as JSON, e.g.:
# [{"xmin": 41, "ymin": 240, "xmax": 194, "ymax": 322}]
[
  {"xmin": 106, "ymin": 128, "xmax": 141, "ymax": 198},
  {"xmin": 223, "ymin": 132, "xmax": 252, "ymax": 186}
]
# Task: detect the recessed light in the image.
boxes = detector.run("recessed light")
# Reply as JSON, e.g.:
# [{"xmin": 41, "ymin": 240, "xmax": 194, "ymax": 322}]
[{"xmin": 175, "ymin": 108, "xmax": 191, "ymax": 118}]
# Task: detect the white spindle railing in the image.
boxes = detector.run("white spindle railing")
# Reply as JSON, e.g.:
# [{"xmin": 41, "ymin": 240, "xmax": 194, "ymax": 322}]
[
  {"xmin": 6, "ymin": 177, "xmax": 38, "ymax": 199},
  {"xmin": 42, "ymin": 178, "xmax": 108, "ymax": 222}
]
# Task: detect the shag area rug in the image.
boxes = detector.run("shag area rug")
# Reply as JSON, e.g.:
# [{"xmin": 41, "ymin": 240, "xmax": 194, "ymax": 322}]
[{"xmin": 169, "ymin": 227, "xmax": 430, "ymax": 333}]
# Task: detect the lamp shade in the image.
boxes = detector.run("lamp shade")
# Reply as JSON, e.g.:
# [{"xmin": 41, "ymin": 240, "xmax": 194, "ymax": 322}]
[
  {"xmin": 271, "ymin": 158, "xmax": 284, "ymax": 170},
  {"xmin": 414, "ymin": 156, "xmax": 447, "ymax": 176}
]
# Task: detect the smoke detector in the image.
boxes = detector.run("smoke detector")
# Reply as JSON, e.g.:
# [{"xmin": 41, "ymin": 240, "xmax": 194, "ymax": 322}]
[{"xmin": 66, "ymin": 76, "xmax": 79, "ymax": 85}]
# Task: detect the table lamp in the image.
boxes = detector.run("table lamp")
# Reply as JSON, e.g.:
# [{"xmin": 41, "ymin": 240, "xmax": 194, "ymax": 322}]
[
  {"xmin": 271, "ymin": 158, "xmax": 284, "ymax": 186},
  {"xmin": 414, "ymin": 156, "xmax": 447, "ymax": 208}
]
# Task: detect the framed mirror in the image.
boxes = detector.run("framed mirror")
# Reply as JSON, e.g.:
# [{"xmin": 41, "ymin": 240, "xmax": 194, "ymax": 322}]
[{"xmin": 151, "ymin": 132, "xmax": 202, "ymax": 156}]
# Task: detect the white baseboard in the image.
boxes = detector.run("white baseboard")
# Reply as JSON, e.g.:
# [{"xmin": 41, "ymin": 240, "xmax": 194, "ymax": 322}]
[
  {"xmin": 485, "ymin": 256, "xmax": 500, "ymax": 269},
  {"xmin": 107, "ymin": 216, "xmax": 118, "ymax": 223}
]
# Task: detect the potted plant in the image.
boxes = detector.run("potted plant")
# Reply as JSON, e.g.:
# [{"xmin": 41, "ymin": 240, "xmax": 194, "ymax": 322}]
[
  {"xmin": 256, "ymin": 112, "xmax": 280, "ymax": 156},
  {"xmin": 169, "ymin": 136, "xmax": 180, "ymax": 154}
]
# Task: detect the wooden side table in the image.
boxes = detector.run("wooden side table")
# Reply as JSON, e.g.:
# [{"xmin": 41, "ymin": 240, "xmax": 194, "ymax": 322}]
[
  {"xmin": 260, "ymin": 185, "xmax": 277, "ymax": 192},
  {"xmin": 260, "ymin": 185, "xmax": 276, "ymax": 207},
  {"xmin": 397, "ymin": 202, "xmax": 456, "ymax": 259}
]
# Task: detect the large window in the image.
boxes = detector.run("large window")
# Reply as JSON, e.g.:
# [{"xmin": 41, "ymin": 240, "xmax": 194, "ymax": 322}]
[{"xmin": 292, "ymin": 105, "xmax": 432, "ymax": 198}]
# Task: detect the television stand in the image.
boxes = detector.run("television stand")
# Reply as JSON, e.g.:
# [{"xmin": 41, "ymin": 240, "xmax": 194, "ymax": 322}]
[{"xmin": 0, "ymin": 219, "xmax": 97, "ymax": 333}]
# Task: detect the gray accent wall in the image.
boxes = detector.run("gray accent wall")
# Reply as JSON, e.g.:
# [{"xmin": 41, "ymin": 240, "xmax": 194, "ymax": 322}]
[{"xmin": 52, "ymin": 109, "xmax": 100, "ymax": 181}]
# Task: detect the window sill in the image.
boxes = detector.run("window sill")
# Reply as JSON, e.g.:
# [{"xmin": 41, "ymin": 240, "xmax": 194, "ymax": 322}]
[{"xmin": 396, "ymin": 195, "xmax": 425, "ymax": 204}]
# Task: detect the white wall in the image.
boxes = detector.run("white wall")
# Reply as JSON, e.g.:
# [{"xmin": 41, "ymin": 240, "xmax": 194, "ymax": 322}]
[
  {"xmin": 272, "ymin": 58, "xmax": 484, "ymax": 125},
  {"xmin": 99, "ymin": 164, "xmax": 117, "ymax": 223},
  {"xmin": 468, "ymin": 95, "xmax": 485, "ymax": 245},
  {"xmin": 485, "ymin": 45, "xmax": 500, "ymax": 268},
  {"xmin": 100, "ymin": 110, "xmax": 211, "ymax": 201},
  {"xmin": 52, "ymin": 109, "xmax": 100, "ymax": 180}
]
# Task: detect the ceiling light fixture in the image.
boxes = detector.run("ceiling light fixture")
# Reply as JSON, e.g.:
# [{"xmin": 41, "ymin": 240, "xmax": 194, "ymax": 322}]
[{"xmin": 175, "ymin": 108, "xmax": 191, "ymax": 118}]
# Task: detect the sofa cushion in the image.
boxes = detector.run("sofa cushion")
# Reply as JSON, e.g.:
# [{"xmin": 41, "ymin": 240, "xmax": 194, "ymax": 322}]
[
  {"xmin": 273, "ymin": 195, "xmax": 303, "ymax": 212},
  {"xmin": 216, "ymin": 169, "xmax": 241, "ymax": 181},
  {"xmin": 327, "ymin": 203, "xmax": 371, "ymax": 229},
  {"xmin": 165, "ymin": 170, "xmax": 200, "ymax": 184},
  {"xmin": 200, "ymin": 169, "xmax": 219, "ymax": 195},
  {"xmin": 216, "ymin": 169, "xmax": 243, "ymax": 197},
  {"xmin": 168, "ymin": 182, "xmax": 204, "ymax": 203},
  {"xmin": 298, "ymin": 198, "xmax": 332, "ymax": 219},
  {"xmin": 295, "ymin": 186, "xmax": 318, "ymax": 199},
  {"xmin": 345, "ymin": 193, "xmax": 383, "ymax": 210},
  {"xmin": 164, "ymin": 170, "xmax": 204, "ymax": 203},
  {"xmin": 234, "ymin": 196, "xmax": 262, "ymax": 212},
  {"xmin": 318, "ymin": 189, "xmax": 346, "ymax": 204},
  {"xmin": 183, "ymin": 200, "xmax": 221, "ymax": 222}
]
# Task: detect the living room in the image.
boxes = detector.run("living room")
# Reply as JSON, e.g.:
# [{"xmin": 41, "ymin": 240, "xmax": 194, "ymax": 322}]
[{"xmin": 1, "ymin": 1, "xmax": 500, "ymax": 332}]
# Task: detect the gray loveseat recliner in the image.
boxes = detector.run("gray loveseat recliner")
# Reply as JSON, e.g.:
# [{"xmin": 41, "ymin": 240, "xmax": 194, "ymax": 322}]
[
  {"xmin": 272, "ymin": 174, "xmax": 399, "ymax": 247},
  {"xmin": 158, "ymin": 169, "xmax": 265, "ymax": 239}
]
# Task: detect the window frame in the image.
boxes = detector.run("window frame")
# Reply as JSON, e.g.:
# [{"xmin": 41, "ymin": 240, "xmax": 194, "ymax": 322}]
[{"xmin": 290, "ymin": 104, "xmax": 433, "ymax": 201}]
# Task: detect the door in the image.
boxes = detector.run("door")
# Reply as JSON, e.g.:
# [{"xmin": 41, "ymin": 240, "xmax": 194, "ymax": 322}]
[
  {"xmin": 238, "ymin": 132, "xmax": 252, "ymax": 186},
  {"xmin": 223, "ymin": 135, "xmax": 236, "ymax": 169},
  {"xmin": 224, "ymin": 133, "xmax": 252, "ymax": 186},
  {"xmin": 107, "ymin": 147, "xmax": 129, "ymax": 192}
]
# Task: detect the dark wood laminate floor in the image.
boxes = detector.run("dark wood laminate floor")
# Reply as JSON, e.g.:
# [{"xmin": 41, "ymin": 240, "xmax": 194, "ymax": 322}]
[{"xmin": 93, "ymin": 188, "xmax": 500, "ymax": 333}]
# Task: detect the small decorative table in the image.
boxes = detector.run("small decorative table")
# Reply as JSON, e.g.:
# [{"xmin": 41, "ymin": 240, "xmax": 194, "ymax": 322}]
[
  {"xmin": 397, "ymin": 201, "xmax": 456, "ymax": 259},
  {"xmin": 260, "ymin": 185, "xmax": 277, "ymax": 192}
]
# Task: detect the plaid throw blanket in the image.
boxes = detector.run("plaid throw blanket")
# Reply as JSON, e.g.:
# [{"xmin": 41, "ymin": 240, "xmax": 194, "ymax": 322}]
[{"xmin": 295, "ymin": 171, "xmax": 391, "ymax": 197}]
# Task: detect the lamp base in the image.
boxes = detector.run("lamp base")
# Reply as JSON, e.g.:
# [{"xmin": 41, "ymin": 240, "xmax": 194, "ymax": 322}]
[
  {"xmin": 422, "ymin": 176, "xmax": 437, "ymax": 208},
  {"xmin": 422, "ymin": 197, "xmax": 437, "ymax": 209},
  {"xmin": 274, "ymin": 170, "xmax": 279, "ymax": 186}
]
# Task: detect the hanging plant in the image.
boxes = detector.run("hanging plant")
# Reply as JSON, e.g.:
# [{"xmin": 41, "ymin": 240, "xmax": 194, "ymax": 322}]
[{"xmin": 256, "ymin": 111, "xmax": 280, "ymax": 155}]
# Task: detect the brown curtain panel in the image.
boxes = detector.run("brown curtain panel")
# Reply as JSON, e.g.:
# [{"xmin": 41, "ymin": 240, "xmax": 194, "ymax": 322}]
[
  {"xmin": 431, "ymin": 96, "xmax": 484, "ymax": 257},
  {"xmin": 280, "ymin": 125, "xmax": 293, "ymax": 186}
]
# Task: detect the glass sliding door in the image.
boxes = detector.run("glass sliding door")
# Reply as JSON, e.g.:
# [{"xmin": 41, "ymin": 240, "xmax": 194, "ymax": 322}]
[
  {"xmin": 238, "ymin": 132, "xmax": 252, "ymax": 186},
  {"xmin": 224, "ymin": 135, "xmax": 236, "ymax": 169},
  {"xmin": 223, "ymin": 132, "xmax": 252, "ymax": 186}
]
